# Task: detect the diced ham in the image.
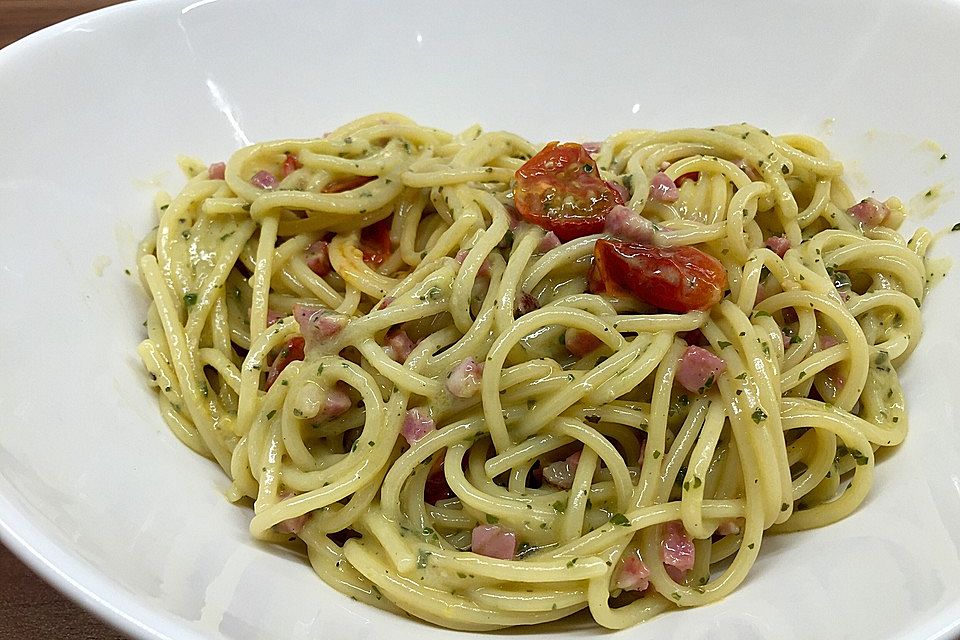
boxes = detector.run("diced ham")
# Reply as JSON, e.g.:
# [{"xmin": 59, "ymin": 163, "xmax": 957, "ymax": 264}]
[
  {"xmin": 321, "ymin": 383, "xmax": 352, "ymax": 418},
  {"xmin": 384, "ymin": 328, "xmax": 415, "ymax": 364},
  {"xmin": 377, "ymin": 296, "xmax": 395, "ymax": 310},
  {"xmin": 275, "ymin": 492, "xmax": 309, "ymax": 535},
  {"xmin": 661, "ymin": 521, "xmax": 695, "ymax": 580},
  {"xmin": 505, "ymin": 205, "xmax": 523, "ymax": 230},
  {"xmin": 674, "ymin": 172, "xmax": 699, "ymax": 186},
  {"xmin": 614, "ymin": 551, "xmax": 651, "ymax": 592},
  {"xmin": 676, "ymin": 345, "xmax": 726, "ymax": 393},
  {"xmin": 582, "ymin": 141, "xmax": 602, "ymax": 154},
  {"xmin": 781, "ymin": 330, "xmax": 793, "ymax": 350},
  {"xmin": 293, "ymin": 303, "xmax": 346, "ymax": 350},
  {"xmin": 542, "ymin": 449, "xmax": 582, "ymax": 489},
  {"xmin": 765, "ymin": 235, "xmax": 790, "ymax": 257},
  {"xmin": 455, "ymin": 249, "xmax": 491, "ymax": 277},
  {"xmin": 282, "ymin": 152, "xmax": 301, "ymax": 178},
  {"xmin": 564, "ymin": 328, "xmax": 603, "ymax": 358},
  {"xmin": 716, "ymin": 519, "xmax": 741, "ymax": 536},
  {"xmin": 267, "ymin": 309, "xmax": 285, "ymax": 326},
  {"xmin": 537, "ymin": 231, "xmax": 562, "ymax": 252},
  {"xmin": 649, "ymin": 172, "xmax": 679, "ymax": 203},
  {"xmin": 470, "ymin": 524, "xmax": 516, "ymax": 559},
  {"xmin": 446, "ymin": 357, "xmax": 484, "ymax": 398},
  {"xmin": 305, "ymin": 240, "xmax": 331, "ymax": 277},
  {"xmin": 265, "ymin": 337, "xmax": 304, "ymax": 390},
  {"xmin": 515, "ymin": 291, "xmax": 540, "ymax": 317},
  {"xmin": 251, "ymin": 170, "xmax": 279, "ymax": 190},
  {"xmin": 207, "ymin": 162, "xmax": 225, "ymax": 180},
  {"xmin": 736, "ymin": 159, "xmax": 761, "ymax": 181},
  {"xmin": 818, "ymin": 334, "xmax": 840, "ymax": 350},
  {"xmin": 604, "ymin": 204, "xmax": 656, "ymax": 244},
  {"xmin": 847, "ymin": 197, "xmax": 889, "ymax": 227},
  {"xmin": 606, "ymin": 180, "xmax": 630, "ymax": 204},
  {"xmin": 401, "ymin": 407, "xmax": 435, "ymax": 444}
]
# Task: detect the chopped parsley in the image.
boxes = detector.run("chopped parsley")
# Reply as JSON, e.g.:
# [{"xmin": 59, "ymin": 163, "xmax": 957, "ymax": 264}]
[
  {"xmin": 609, "ymin": 513, "xmax": 630, "ymax": 527},
  {"xmin": 751, "ymin": 407, "xmax": 767, "ymax": 424},
  {"xmin": 183, "ymin": 292, "xmax": 198, "ymax": 307},
  {"xmin": 416, "ymin": 549, "xmax": 431, "ymax": 569}
]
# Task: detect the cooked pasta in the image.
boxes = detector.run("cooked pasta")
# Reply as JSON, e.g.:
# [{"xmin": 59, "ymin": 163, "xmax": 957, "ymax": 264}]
[{"xmin": 136, "ymin": 113, "xmax": 932, "ymax": 630}]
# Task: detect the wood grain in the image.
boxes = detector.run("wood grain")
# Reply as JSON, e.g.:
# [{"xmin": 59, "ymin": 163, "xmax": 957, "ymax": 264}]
[
  {"xmin": 2, "ymin": 5, "xmax": 131, "ymax": 640},
  {"xmin": 0, "ymin": 0, "xmax": 127, "ymax": 49}
]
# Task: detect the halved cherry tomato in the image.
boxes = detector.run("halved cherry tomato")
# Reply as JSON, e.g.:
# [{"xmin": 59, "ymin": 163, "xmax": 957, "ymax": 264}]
[
  {"xmin": 322, "ymin": 174, "xmax": 375, "ymax": 193},
  {"xmin": 265, "ymin": 336, "xmax": 305, "ymax": 390},
  {"xmin": 513, "ymin": 142, "xmax": 624, "ymax": 242},
  {"xmin": 359, "ymin": 216, "xmax": 393, "ymax": 266},
  {"xmin": 424, "ymin": 455, "xmax": 454, "ymax": 504},
  {"xmin": 589, "ymin": 240, "xmax": 727, "ymax": 312}
]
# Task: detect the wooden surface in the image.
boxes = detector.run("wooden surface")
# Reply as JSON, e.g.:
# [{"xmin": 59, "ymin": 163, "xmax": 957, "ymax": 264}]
[{"xmin": 2, "ymin": 3, "xmax": 132, "ymax": 635}]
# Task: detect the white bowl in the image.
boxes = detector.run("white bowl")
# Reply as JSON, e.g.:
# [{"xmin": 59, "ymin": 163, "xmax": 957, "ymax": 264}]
[{"xmin": 2, "ymin": 1, "xmax": 959, "ymax": 638}]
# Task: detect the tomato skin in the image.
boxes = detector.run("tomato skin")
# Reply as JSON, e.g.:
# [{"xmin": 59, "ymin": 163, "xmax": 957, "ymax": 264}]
[
  {"xmin": 282, "ymin": 153, "xmax": 302, "ymax": 178},
  {"xmin": 359, "ymin": 216, "xmax": 393, "ymax": 266},
  {"xmin": 513, "ymin": 142, "xmax": 624, "ymax": 242},
  {"xmin": 322, "ymin": 174, "xmax": 375, "ymax": 194},
  {"xmin": 265, "ymin": 336, "xmax": 305, "ymax": 389},
  {"xmin": 589, "ymin": 240, "xmax": 727, "ymax": 312}
]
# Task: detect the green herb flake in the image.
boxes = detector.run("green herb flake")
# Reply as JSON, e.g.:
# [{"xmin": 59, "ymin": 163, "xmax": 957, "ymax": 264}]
[
  {"xmin": 751, "ymin": 407, "xmax": 767, "ymax": 424},
  {"xmin": 552, "ymin": 500, "xmax": 566, "ymax": 514},
  {"xmin": 652, "ymin": 450, "xmax": 661, "ymax": 459},
  {"xmin": 566, "ymin": 557, "xmax": 578, "ymax": 567},
  {"xmin": 717, "ymin": 341, "xmax": 732, "ymax": 350},
  {"xmin": 748, "ymin": 542, "xmax": 755, "ymax": 549},
  {"xmin": 485, "ymin": 514, "xmax": 499, "ymax": 524},
  {"xmin": 609, "ymin": 513, "xmax": 630, "ymax": 527},
  {"xmin": 780, "ymin": 502, "xmax": 789, "ymax": 512},
  {"xmin": 736, "ymin": 373, "xmax": 747, "ymax": 381},
  {"xmin": 183, "ymin": 292, "xmax": 198, "ymax": 307},
  {"xmin": 266, "ymin": 410, "xmax": 277, "ymax": 419},
  {"xmin": 416, "ymin": 549, "xmax": 431, "ymax": 569}
]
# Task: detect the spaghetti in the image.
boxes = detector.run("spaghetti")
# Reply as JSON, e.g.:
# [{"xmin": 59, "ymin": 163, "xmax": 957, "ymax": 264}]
[{"xmin": 136, "ymin": 113, "xmax": 932, "ymax": 629}]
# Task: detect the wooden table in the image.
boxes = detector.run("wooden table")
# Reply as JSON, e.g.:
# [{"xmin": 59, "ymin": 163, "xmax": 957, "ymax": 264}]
[{"xmin": 1, "ymin": 3, "xmax": 130, "ymax": 636}]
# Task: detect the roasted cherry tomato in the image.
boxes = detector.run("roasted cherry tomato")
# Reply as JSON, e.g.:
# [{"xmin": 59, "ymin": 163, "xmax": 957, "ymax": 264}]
[
  {"xmin": 265, "ymin": 336, "xmax": 305, "ymax": 389},
  {"xmin": 322, "ymin": 174, "xmax": 375, "ymax": 194},
  {"xmin": 359, "ymin": 216, "xmax": 393, "ymax": 266},
  {"xmin": 513, "ymin": 142, "xmax": 624, "ymax": 242},
  {"xmin": 589, "ymin": 240, "xmax": 727, "ymax": 312}
]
